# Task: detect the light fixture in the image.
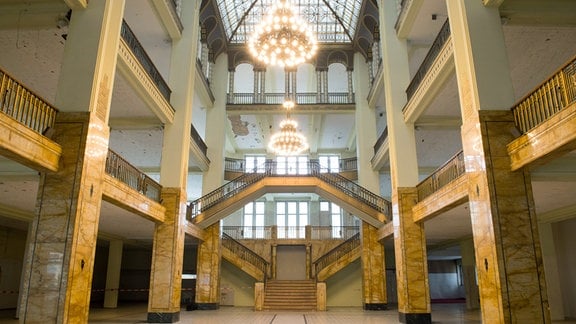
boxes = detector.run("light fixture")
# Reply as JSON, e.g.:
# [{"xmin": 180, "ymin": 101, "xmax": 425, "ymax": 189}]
[
  {"xmin": 248, "ymin": 0, "xmax": 318, "ymax": 67},
  {"xmin": 268, "ymin": 100, "xmax": 309, "ymax": 155}
]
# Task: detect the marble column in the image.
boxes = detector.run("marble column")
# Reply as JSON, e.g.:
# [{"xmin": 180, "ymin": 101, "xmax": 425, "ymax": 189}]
[
  {"xmin": 149, "ymin": 0, "xmax": 200, "ymax": 321},
  {"xmin": 447, "ymin": 1, "xmax": 549, "ymax": 322},
  {"xmin": 18, "ymin": 1, "xmax": 124, "ymax": 322},
  {"xmin": 104, "ymin": 240, "xmax": 123, "ymax": 308},
  {"xmin": 460, "ymin": 238, "xmax": 479, "ymax": 310},
  {"xmin": 195, "ymin": 223, "xmax": 221, "ymax": 309},
  {"xmin": 354, "ymin": 53, "xmax": 387, "ymax": 310},
  {"xmin": 394, "ymin": 188, "xmax": 430, "ymax": 322},
  {"xmin": 378, "ymin": 0, "xmax": 429, "ymax": 322},
  {"xmin": 195, "ymin": 53, "xmax": 229, "ymax": 309}
]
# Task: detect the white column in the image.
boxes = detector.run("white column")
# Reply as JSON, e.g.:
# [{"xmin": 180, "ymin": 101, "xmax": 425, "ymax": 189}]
[
  {"xmin": 323, "ymin": 70, "xmax": 329, "ymax": 103},
  {"xmin": 460, "ymin": 238, "xmax": 479, "ymax": 310},
  {"xmin": 203, "ymin": 53, "xmax": 229, "ymax": 191},
  {"xmin": 228, "ymin": 70, "xmax": 235, "ymax": 103},
  {"xmin": 539, "ymin": 222, "xmax": 565, "ymax": 320},
  {"xmin": 316, "ymin": 70, "xmax": 322, "ymax": 103},
  {"xmin": 103, "ymin": 240, "xmax": 123, "ymax": 308}
]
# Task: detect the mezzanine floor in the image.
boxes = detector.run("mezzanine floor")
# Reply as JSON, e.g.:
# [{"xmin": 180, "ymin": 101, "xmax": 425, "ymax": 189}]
[{"xmin": 1, "ymin": 303, "xmax": 574, "ymax": 324}]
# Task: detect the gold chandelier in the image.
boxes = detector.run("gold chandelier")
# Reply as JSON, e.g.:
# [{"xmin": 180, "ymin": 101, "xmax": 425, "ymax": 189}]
[
  {"xmin": 248, "ymin": 0, "xmax": 318, "ymax": 67},
  {"xmin": 268, "ymin": 100, "xmax": 309, "ymax": 155}
]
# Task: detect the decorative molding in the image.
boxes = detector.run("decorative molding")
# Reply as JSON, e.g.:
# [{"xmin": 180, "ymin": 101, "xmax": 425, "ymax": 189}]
[
  {"xmin": 403, "ymin": 38, "xmax": 454, "ymax": 124},
  {"xmin": 117, "ymin": 40, "xmax": 175, "ymax": 124}
]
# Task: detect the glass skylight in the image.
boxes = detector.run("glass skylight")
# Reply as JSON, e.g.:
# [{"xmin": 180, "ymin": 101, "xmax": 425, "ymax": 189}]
[{"xmin": 216, "ymin": 0, "xmax": 363, "ymax": 44}]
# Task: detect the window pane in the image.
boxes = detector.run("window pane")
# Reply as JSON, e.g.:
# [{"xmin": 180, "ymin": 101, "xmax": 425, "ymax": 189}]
[{"xmin": 320, "ymin": 201, "xmax": 329, "ymax": 211}]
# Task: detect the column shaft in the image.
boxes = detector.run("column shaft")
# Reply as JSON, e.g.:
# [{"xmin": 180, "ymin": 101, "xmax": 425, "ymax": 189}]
[
  {"xmin": 447, "ymin": 1, "xmax": 549, "ymax": 322},
  {"xmin": 104, "ymin": 240, "xmax": 123, "ymax": 308}
]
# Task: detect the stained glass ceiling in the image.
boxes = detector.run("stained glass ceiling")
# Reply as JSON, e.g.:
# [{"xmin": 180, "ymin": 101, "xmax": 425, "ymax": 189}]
[{"xmin": 215, "ymin": 0, "xmax": 363, "ymax": 44}]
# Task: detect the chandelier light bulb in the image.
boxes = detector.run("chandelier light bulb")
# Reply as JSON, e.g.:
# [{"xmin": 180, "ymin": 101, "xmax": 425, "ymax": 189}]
[{"xmin": 248, "ymin": 0, "xmax": 317, "ymax": 67}]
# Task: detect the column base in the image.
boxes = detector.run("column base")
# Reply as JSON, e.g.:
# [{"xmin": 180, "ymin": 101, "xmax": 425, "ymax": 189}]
[
  {"xmin": 147, "ymin": 311, "xmax": 180, "ymax": 323},
  {"xmin": 364, "ymin": 303, "xmax": 387, "ymax": 310},
  {"xmin": 196, "ymin": 303, "xmax": 219, "ymax": 310},
  {"xmin": 399, "ymin": 312, "xmax": 431, "ymax": 324}
]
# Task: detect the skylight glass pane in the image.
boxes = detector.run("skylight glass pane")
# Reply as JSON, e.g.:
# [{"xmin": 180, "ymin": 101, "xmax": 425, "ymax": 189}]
[{"xmin": 216, "ymin": 0, "xmax": 362, "ymax": 44}]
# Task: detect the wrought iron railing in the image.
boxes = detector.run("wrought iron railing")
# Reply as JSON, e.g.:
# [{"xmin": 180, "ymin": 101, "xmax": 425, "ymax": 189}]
[
  {"xmin": 187, "ymin": 170, "xmax": 269, "ymax": 220},
  {"xmin": 105, "ymin": 149, "xmax": 162, "ymax": 202},
  {"xmin": 512, "ymin": 56, "xmax": 576, "ymax": 133},
  {"xmin": 190, "ymin": 124, "xmax": 208, "ymax": 157},
  {"xmin": 373, "ymin": 127, "xmax": 388, "ymax": 155},
  {"xmin": 405, "ymin": 19, "xmax": 451, "ymax": 102},
  {"xmin": 313, "ymin": 232, "xmax": 360, "ymax": 277},
  {"xmin": 0, "ymin": 68, "xmax": 58, "ymax": 135},
  {"xmin": 228, "ymin": 92, "xmax": 355, "ymax": 105},
  {"xmin": 222, "ymin": 233, "xmax": 269, "ymax": 277},
  {"xmin": 339, "ymin": 157, "xmax": 358, "ymax": 172},
  {"xmin": 188, "ymin": 160, "xmax": 391, "ymax": 221},
  {"xmin": 120, "ymin": 20, "xmax": 172, "ymax": 102},
  {"xmin": 416, "ymin": 150, "xmax": 465, "ymax": 201},
  {"xmin": 222, "ymin": 226, "xmax": 272, "ymax": 239},
  {"xmin": 224, "ymin": 157, "xmax": 246, "ymax": 173},
  {"xmin": 310, "ymin": 226, "xmax": 359, "ymax": 240}
]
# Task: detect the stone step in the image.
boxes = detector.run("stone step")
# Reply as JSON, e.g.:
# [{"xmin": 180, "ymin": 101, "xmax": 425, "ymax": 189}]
[{"xmin": 263, "ymin": 280, "xmax": 317, "ymax": 311}]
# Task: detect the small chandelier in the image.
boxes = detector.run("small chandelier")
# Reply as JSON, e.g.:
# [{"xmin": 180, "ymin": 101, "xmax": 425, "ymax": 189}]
[
  {"xmin": 248, "ymin": 0, "xmax": 318, "ymax": 67},
  {"xmin": 268, "ymin": 100, "xmax": 309, "ymax": 155}
]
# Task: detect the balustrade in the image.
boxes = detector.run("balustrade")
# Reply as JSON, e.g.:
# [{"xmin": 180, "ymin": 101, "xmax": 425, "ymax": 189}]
[
  {"xmin": 121, "ymin": 20, "xmax": 172, "ymax": 102},
  {"xmin": 512, "ymin": 56, "xmax": 576, "ymax": 133},
  {"xmin": 228, "ymin": 92, "xmax": 355, "ymax": 105},
  {"xmin": 416, "ymin": 150, "xmax": 465, "ymax": 201},
  {"xmin": 405, "ymin": 19, "xmax": 451, "ymax": 102},
  {"xmin": 313, "ymin": 233, "xmax": 360, "ymax": 276},
  {"xmin": 105, "ymin": 149, "xmax": 162, "ymax": 202},
  {"xmin": 0, "ymin": 68, "xmax": 58, "ymax": 135},
  {"xmin": 222, "ymin": 233, "xmax": 269, "ymax": 276}
]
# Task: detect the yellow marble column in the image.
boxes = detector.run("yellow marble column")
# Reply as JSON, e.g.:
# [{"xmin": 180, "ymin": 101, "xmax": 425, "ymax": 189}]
[
  {"xmin": 353, "ymin": 52, "xmax": 388, "ymax": 310},
  {"xmin": 148, "ymin": 1, "xmax": 200, "ymax": 321},
  {"xmin": 147, "ymin": 188, "xmax": 187, "ymax": 322},
  {"xmin": 194, "ymin": 51, "xmax": 229, "ymax": 309},
  {"xmin": 393, "ymin": 188, "xmax": 431, "ymax": 322},
  {"xmin": 447, "ymin": 1, "xmax": 550, "ymax": 322},
  {"xmin": 377, "ymin": 0, "xmax": 429, "ymax": 321},
  {"xmin": 360, "ymin": 222, "xmax": 387, "ymax": 309},
  {"xmin": 18, "ymin": 1, "xmax": 123, "ymax": 322},
  {"xmin": 195, "ymin": 223, "xmax": 221, "ymax": 309}
]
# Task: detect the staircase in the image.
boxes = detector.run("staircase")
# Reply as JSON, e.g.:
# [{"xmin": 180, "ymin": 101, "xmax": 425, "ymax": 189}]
[{"xmin": 263, "ymin": 280, "xmax": 317, "ymax": 310}]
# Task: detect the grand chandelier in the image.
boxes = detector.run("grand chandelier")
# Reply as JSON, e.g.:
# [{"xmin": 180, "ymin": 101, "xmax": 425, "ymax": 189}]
[
  {"xmin": 248, "ymin": 0, "xmax": 318, "ymax": 67},
  {"xmin": 268, "ymin": 100, "xmax": 309, "ymax": 155}
]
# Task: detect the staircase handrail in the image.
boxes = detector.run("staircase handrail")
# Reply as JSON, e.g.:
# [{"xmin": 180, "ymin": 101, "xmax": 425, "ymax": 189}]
[
  {"xmin": 187, "ymin": 168, "xmax": 269, "ymax": 220},
  {"xmin": 313, "ymin": 232, "xmax": 361, "ymax": 277},
  {"xmin": 222, "ymin": 233, "xmax": 269, "ymax": 278}
]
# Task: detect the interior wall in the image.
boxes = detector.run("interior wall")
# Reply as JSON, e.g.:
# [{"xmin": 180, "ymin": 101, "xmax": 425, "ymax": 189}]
[
  {"xmin": 428, "ymin": 260, "xmax": 465, "ymax": 300},
  {"xmin": 0, "ymin": 225, "xmax": 27, "ymax": 310},
  {"xmin": 326, "ymin": 258, "xmax": 362, "ymax": 307},
  {"xmin": 220, "ymin": 259, "xmax": 255, "ymax": 307},
  {"xmin": 555, "ymin": 217, "xmax": 576, "ymax": 319}
]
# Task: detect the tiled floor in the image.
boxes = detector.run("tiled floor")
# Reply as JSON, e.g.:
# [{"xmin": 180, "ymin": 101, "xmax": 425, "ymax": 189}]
[{"xmin": 1, "ymin": 304, "xmax": 575, "ymax": 323}]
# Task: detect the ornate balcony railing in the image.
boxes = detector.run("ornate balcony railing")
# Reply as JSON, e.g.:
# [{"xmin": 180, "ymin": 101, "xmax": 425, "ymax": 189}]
[
  {"xmin": 313, "ymin": 232, "xmax": 360, "ymax": 277},
  {"xmin": 120, "ymin": 20, "xmax": 172, "ymax": 102},
  {"xmin": 228, "ymin": 92, "xmax": 355, "ymax": 105},
  {"xmin": 512, "ymin": 56, "xmax": 576, "ymax": 133},
  {"xmin": 224, "ymin": 157, "xmax": 357, "ymax": 174},
  {"xmin": 221, "ymin": 226, "xmax": 359, "ymax": 241},
  {"xmin": 224, "ymin": 157, "xmax": 246, "ymax": 173},
  {"xmin": 188, "ymin": 160, "xmax": 391, "ymax": 221},
  {"xmin": 222, "ymin": 233, "xmax": 269, "ymax": 277},
  {"xmin": 339, "ymin": 157, "xmax": 358, "ymax": 172},
  {"xmin": 373, "ymin": 127, "xmax": 388, "ymax": 155},
  {"xmin": 190, "ymin": 124, "xmax": 208, "ymax": 157},
  {"xmin": 105, "ymin": 149, "xmax": 162, "ymax": 202},
  {"xmin": 222, "ymin": 226, "xmax": 273, "ymax": 240},
  {"xmin": 416, "ymin": 150, "xmax": 465, "ymax": 201},
  {"xmin": 405, "ymin": 19, "xmax": 451, "ymax": 102},
  {"xmin": 0, "ymin": 68, "xmax": 58, "ymax": 135}
]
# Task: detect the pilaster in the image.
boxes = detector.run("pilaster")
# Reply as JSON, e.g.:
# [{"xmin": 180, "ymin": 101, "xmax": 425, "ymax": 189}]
[
  {"xmin": 195, "ymin": 223, "xmax": 221, "ymax": 309},
  {"xmin": 103, "ymin": 240, "xmax": 123, "ymax": 308},
  {"xmin": 360, "ymin": 222, "xmax": 386, "ymax": 310}
]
